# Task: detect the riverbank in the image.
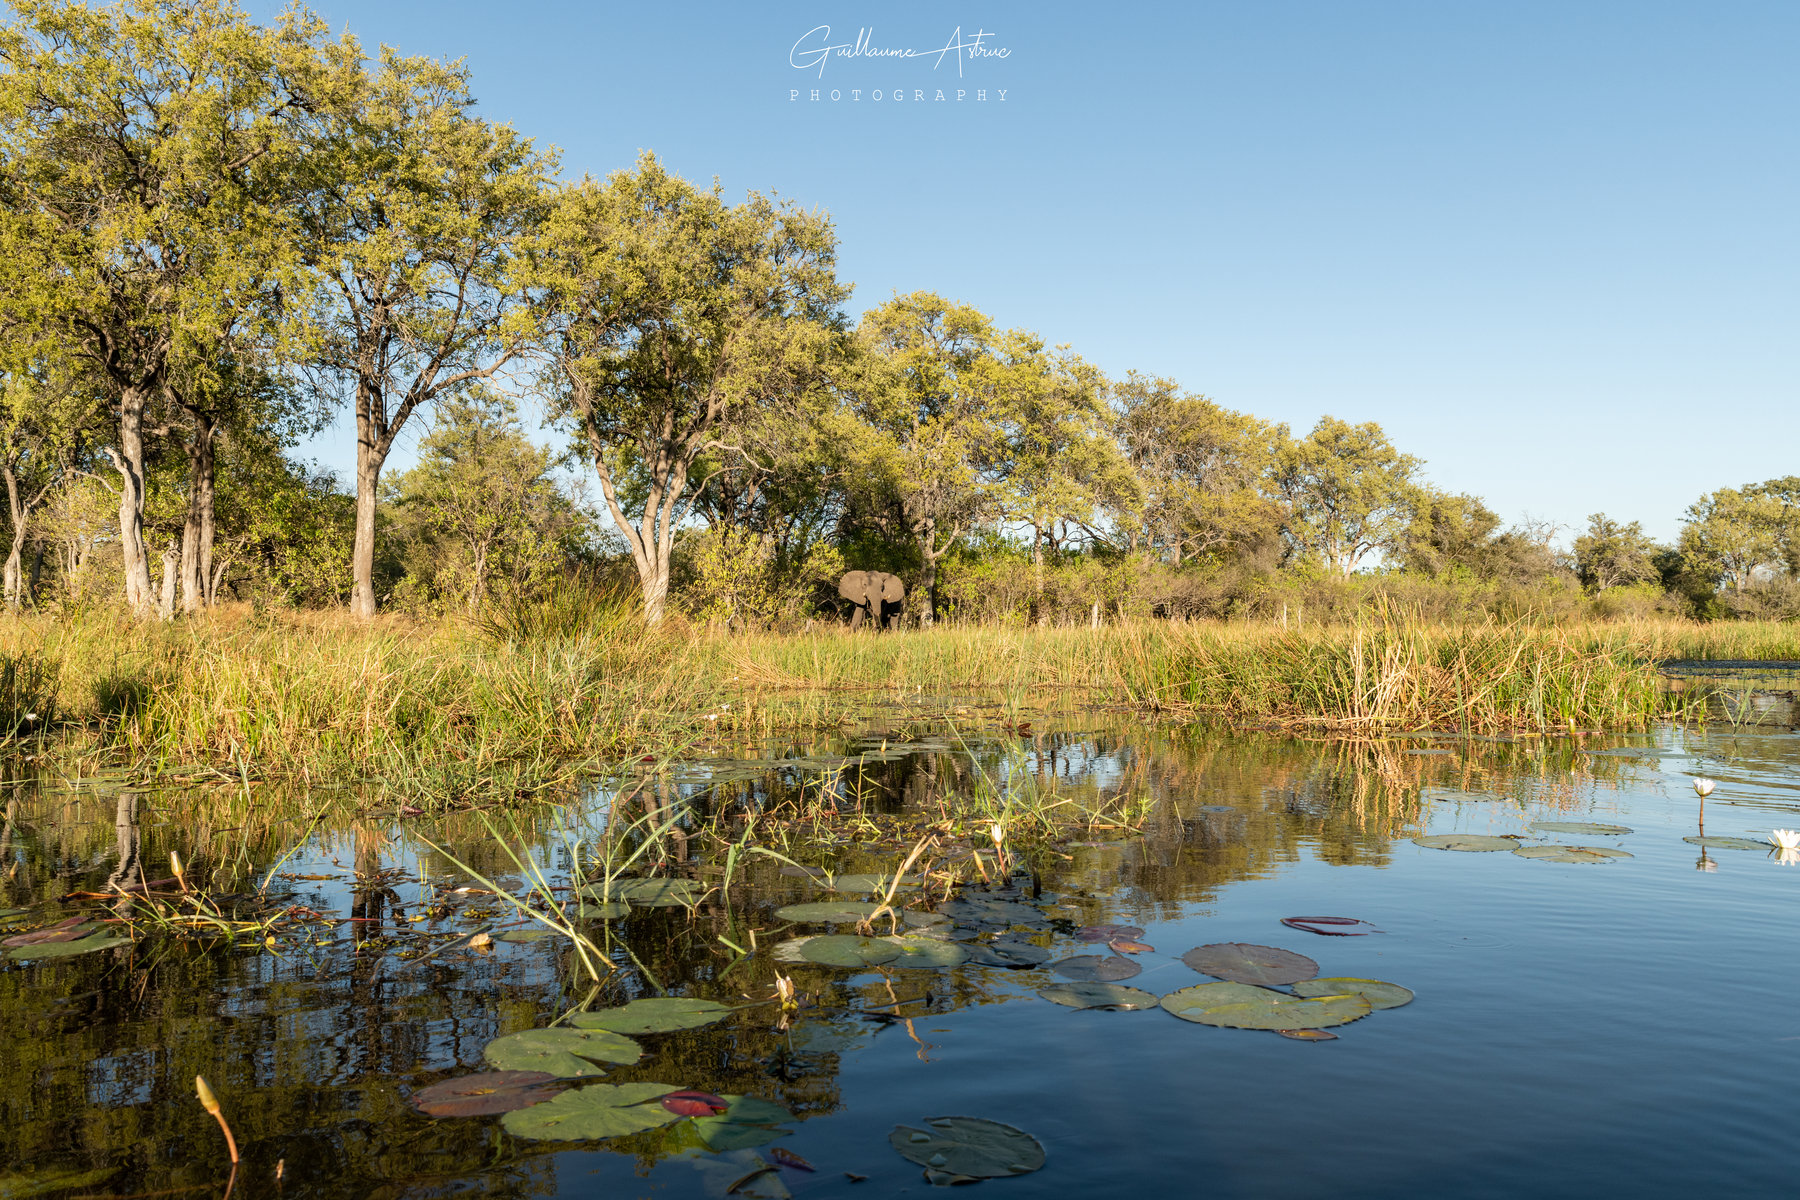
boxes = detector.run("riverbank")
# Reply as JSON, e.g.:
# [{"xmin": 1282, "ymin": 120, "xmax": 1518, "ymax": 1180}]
[{"xmin": 1, "ymin": 610, "xmax": 1793, "ymax": 795}]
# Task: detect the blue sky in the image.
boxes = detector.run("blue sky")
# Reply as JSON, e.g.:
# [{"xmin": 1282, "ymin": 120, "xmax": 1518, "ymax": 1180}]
[{"xmin": 277, "ymin": 1, "xmax": 1797, "ymax": 546}]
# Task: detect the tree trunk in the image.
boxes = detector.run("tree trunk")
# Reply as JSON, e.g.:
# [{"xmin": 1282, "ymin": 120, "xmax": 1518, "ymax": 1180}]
[
  {"xmin": 2, "ymin": 463, "xmax": 22, "ymax": 612},
  {"xmin": 113, "ymin": 388, "xmax": 156, "ymax": 617},
  {"xmin": 351, "ymin": 429, "xmax": 385, "ymax": 619},
  {"xmin": 178, "ymin": 415, "xmax": 217, "ymax": 614}
]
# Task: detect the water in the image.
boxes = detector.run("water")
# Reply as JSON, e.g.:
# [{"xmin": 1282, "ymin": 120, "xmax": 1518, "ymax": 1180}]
[{"xmin": 4, "ymin": 710, "xmax": 1799, "ymax": 1199}]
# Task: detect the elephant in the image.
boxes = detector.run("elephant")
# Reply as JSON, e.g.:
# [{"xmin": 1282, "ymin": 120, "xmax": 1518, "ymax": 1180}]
[{"xmin": 838, "ymin": 570, "xmax": 905, "ymax": 630}]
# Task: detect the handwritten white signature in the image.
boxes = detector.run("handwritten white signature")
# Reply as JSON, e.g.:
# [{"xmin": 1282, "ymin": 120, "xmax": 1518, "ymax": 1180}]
[{"xmin": 790, "ymin": 26, "xmax": 1010, "ymax": 78}]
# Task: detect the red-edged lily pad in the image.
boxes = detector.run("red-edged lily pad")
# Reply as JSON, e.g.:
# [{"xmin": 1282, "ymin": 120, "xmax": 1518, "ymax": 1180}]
[
  {"xmin": 661, "ymin": 1090, "xmax": 730, "ymax": 1117},
  {"xmin": 1077, "ymin": 924, "xmax": 1144, "ymax": 943},
  {"xmin": 1, "ymin": 916, "xmax": 91, "ymax": 948},
  {"xmin": 1280, "ymin": 916, "xmax": 1380, "ymax": 937},
  {"xmin": 412, "ymin": 1071, "xmax": 562, "ymax": 1117},
  {"xmin": 1181, "ymin": 943, "xmax": 1319, "ymax": 987}
]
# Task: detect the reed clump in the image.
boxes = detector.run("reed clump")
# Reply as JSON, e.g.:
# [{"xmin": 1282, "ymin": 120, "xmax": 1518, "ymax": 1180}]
[{"xmin": 0, "ymin": 608, "xmax": 1786, "ymax": 782}]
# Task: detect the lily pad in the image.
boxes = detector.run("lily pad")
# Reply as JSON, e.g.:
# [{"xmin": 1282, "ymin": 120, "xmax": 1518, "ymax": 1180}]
[
  {"xmin": 612, "ymin": 878, "xmax": 708, "ymax": 907},
  {"xmin": 774, "ymin": 900, "xmax": 882, "ymax": 924},
  {"xmin": 499, "ymin": 1081, "xmax": 680, "ymax": 1141},
  {"xmin": 1277, "ymin": 1028, "xmax": 1339, "ymax": 1041},
  {"xmin": 412, "ymin": 1071, "xmax": 562, "ymax": 1117},
  {"xmin": 1076, "ymin": 924, "xmax": 1145, "ymax": 943},
  {"xmin": 1683, "ymin": 835, "xmax": 1768, "ymax": 851},
  {"xmin": 1049, "ymin": 954, "xmax": 1140, "ymax": 982},
  {"xmin": 1162, "ymin": 981, "xmax": 1371, "ymax": 1029},
  {"xmin": 569, "ymin": 997, "xmax": 734, "ymax": 1034},
  {"xmin": 889, "ymin": 1116, "xmax": 1046, "ymax": 1178},
  {"xmin": 880, "ymin": 936, "xmax": 969, "ymax": 968},
  {"xmin": 572, "ymin": 900, "xmax": 631, "ymax": 919},
  {"xmin": 797, "ymin": 935, "xmax": 902, "ymax": 968},
  {"xmin": 1423, "ymin": 789, "xmax": 1502, "ymax": 803},
  {"xmin": 1, "ymin": 922, "xmax": 94, "ymax": 948},
  {"xmin": 1512, "ymin": 844, "xmax": 1633, "ymax": 863},
  {"xmin": 1530, "ymin": 821, "xmax": 1633, "ymax": 836},
  {"xmin": 935, "ymin": 898, "xmax": 1048, "ymax": 929},
  {"xmin": 1280, "ymin": 916, "xmax": 1379, "ymax": 936},
  {"xmin": 1181, "ymin": 943, "xmax": 1318, "ymax": 987},
  {"xmin": 496, "ymin": 929, "xmax": 560, "ymax": 943},
  {"xmin": 5, "ymin": 933, "xmax": 125, "ymax": 961},
  {"xmin": 961, "ymin": 940, "xmax": 1051, "ymax": 968},
  {"xmin": 1290, "ymin": 977, "xmax": 1414, "ymax": 1010},
  {"xmin": 1412, "ymin": 834, "xmax": 1519, "ymax": 852},
  {"xmin": 823, "ymin": 873, "xmax": 916, "ymax": 893},
  {"xmin": 483, "ymin": 1027, "xmax": 643, "ymax": 1077},
  {"xmin": 693, "ymin": 1094, "xmax": 797, "ymax": 1152},
  {"xmin": 1037, "ymin": 982, "xmax": 1159, "ymax": 1010}
]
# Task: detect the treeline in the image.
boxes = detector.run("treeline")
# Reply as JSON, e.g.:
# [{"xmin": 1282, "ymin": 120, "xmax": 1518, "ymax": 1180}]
[{"xmin": 0, "ymin": 1, "xmax": 1792, "ymax": 629}]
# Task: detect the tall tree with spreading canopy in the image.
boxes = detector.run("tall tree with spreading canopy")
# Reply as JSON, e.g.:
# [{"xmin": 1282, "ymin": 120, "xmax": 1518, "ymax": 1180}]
[
  {"xmin": 1114, "ymin": 372, "xmax": 1282, "ymax": 564},
  {"xmin": 1572, "ymin": 512, "xmax": 1658, "ymax": 592},
  {"xmin": 536, "ymin": 153, "xmax": 847, "ymax": 625},
  {"xmin": 299, "ymin": 46, "xmax": 550, "ymax": 617},
  {"xmin": 1275, "ymin": 417, "xmax": 1422, "ymax": 575},
  {"xmin": 0, "ymin": 0, "xmax": 324, "ymax": 615},
  {"xmin": 1680, "ymin": 487, "xmax": 1784, "ymax": 593},
  {"xmin": 849, "ymin": 292, "xmax": 1005, "ymax": 624}
]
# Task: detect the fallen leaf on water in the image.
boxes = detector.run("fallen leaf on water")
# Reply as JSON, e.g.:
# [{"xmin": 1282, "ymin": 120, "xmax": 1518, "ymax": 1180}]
[
  {"xmin": 768, "ymin": 1147, "xmax": 815, "ymax": 1172},
  {"xmin": 1278, "ymin": 1028, "xmax": 1339, "ymax": 1042},
  {"xmin": 1280, "ymin": 916, "xmax": 1380, "ymax": 937},
  {"xmin": 661, "ymin": 1090, "xmax": 730, "ymax": 1117}
]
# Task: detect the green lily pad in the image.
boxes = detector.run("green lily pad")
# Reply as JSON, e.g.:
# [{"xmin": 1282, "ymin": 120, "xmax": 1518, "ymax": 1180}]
[
  {"xmin": 569, "ymin": 997, "xmax": 735, "ymax": 1034},
  {"xmin": 962, "ymin": 940, "xmax": 1051, "ymax": 968},
  {"xmin": 0, "ymin": 1165, "xmax": 121, "ymax": 1197},
  {"xmin": 483, "ymin": 1027, "xmax": 643, "ymax": 1077},
  {"xmin": 1513, "ymin": 844, "xmax": 1633, "ymax": 863},
  {"xmin": 1531, "ymin": 821, "xmax": 1633, "ymax": 835},
  {"xmin": 1037, "ymin": 983, "xmax": 1159, "ymax": 1010},
  {"xmin": 5, "ymin": 933, "xmax": 125, "ymax": 961},
  {"xmin": 1050, "ymin": 954, "xmax": 1141, "ymax": 982},
  {"xmin": 1162, "ymin": 981, "xmax": 1371, "ymax": 1029},
  {"xmin": 798, "ymin": 935, "xmax": 902, "ymax": 968},
  {"xmin": 573, "ymin": 901, "xmax": 630, "ymax": 919},
  {"xmin": 774, "ymin": 900, "xmax": 882, "ymax": 924},
  {"xmin": 692, "ymin": 1094, "xmax": 797, "ymax": 1151},
  {"xmin": 1290, "ymin": 977, "xmax": 1414, "ymax": 1010},
  {"xmin": 1683, "ymin": 835, "xmax": 1768, "ymax": 851},
  {"xmin": 879, "ymin": 936, "xmax": 969, "ymax": 968},
  {"xmin": 499, "ymin": 1081, "xmax": 680, "ymax": 1141},
  {"xmin": 889, "ymin": 1116, "xmax": 1045, "ymax": 1178},
  {"xmin": 496, "ymin": 929, "xmax": 560, "ymax": 943},
  {"xmin": 613, "ymin": 878, "xmax": 708, "ymax": 907},
  {"xmin": 1180, "ymin": 943, "xmax": 1317, "ymax": 987},
  {"xmin": 1412, "ymin": 834, "xmax": 1519, "ymax": 852},
  {"xmin": 936, "ymin": 898, "xmax": 1047, "ymax": 928},
  {"xmin": 823, "ymin": 873, "xmax": 916, "ymax": 893}
]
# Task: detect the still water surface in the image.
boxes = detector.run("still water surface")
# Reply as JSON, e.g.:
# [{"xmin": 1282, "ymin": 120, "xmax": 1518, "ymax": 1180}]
[{"xmin": 4, "ymin": 710, "xmax": 1799, "ymax": 1199}]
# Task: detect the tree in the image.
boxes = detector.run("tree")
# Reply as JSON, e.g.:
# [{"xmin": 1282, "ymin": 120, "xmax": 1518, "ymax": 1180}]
[
  {"xmin": 994, "ymin": 335, "xmax": 1126, "ymax": 575},
  {"xmin": 1399, "ymin": 490, "xmax": 1503, "ymax": 578},
  {"xmin": 848, "ymin": 292, "xmax": 1005, "ymax": 624},
  {"xmin": 1114, "ymin": 372, "xmax": 1281, "ymax": 565},
  {"xmin": 386, "ymin": 388, "xmax": 588, "ymax": 611},
  {"xmin": 0, "ymin": 367, "xmax": 100, "ymax": 608},
  {"xmin": 1275, "ymin": 417, "xmax": 1422, "ymax": 575},
  {"xmin": 299, "ymin": 46, "xmax": 551, "ymax": 617},
  {"xmin": 537, "ymin": 153, "xmax": 846, "ymax": 625},
  {"xmin": 0, "ymin": 0, "xmax": 324, "ymax": 616},
  {"xmin": 1572, "ymin": 512, "xmax": 1657, "ymax": 592},
  {"xmin": 1680, "ymin": 487, "xmax": 1784, "ymax": 593},
  {"xmin": 1747, "ymin": 476, "xmax": 1800, "ymax": 576}
]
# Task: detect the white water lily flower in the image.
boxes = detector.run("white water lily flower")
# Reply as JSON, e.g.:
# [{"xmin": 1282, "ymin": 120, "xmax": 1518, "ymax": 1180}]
[
  {"xmin": 1694, "ymin": 779, "xmax": 1717, "ymax": 797},
  {"xmin": 989, "ymin": 822, "xmax": 1005, "ymax": 848},
  {"xmin": 1768, "ymin": 829, "xmax": 1800, "ymax": 850}
]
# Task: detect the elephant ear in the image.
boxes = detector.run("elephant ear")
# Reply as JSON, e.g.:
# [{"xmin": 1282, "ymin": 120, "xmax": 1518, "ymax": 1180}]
[
  {"xmin": 880, "ymin": 574, "xmax": 905, "ymax": 601},
  {"xmin": 838, "ymin": 570, "xmax": 868, "ymax": 601}
]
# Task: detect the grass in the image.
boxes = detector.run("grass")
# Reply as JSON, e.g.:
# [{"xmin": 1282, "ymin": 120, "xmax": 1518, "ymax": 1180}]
[{"xmin": 0, "ymin": 606, "xmax": 1792, "ymax": 793}]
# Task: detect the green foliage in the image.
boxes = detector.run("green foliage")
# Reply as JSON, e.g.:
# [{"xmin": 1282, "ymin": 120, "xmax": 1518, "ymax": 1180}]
[
  {"xmin": 1573, "ymin": 512, "xmax": 1659, "ymax": 593},
  {"xmin": 1276, "ymin": 417, "xmax": 1422, "ymax": 575}
]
